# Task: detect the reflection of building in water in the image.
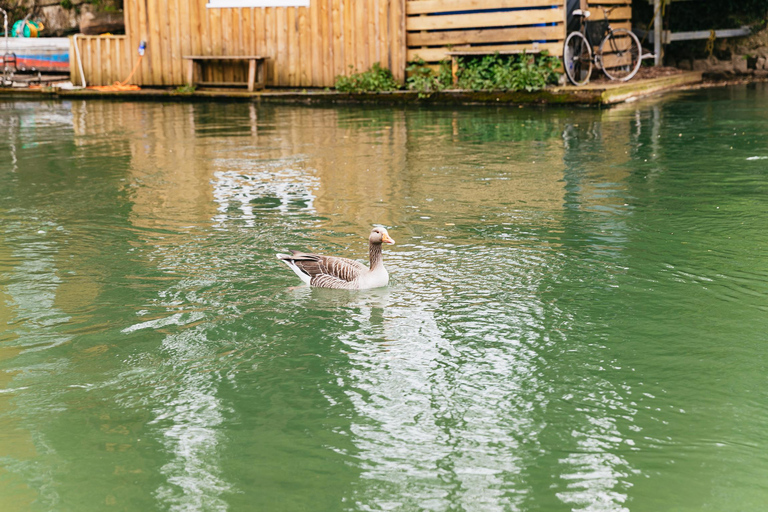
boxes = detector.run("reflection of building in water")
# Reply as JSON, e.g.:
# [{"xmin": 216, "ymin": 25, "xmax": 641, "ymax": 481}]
[
  {"xmin": 212, "ymin": 160, "xmax": 319, "ymax": 228},
  {"xmin": 72, "ymin": 101, "xmax": 218, "ymax": 232},
  {"xmin": 72, "ymin": 102, "xmax": 653, "ymax": 243}
]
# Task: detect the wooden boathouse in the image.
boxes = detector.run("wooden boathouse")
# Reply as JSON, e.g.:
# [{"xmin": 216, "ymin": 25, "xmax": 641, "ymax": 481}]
[{"xmin": 70, "ymin": 0, "xmax": 632, "ymax": 88}]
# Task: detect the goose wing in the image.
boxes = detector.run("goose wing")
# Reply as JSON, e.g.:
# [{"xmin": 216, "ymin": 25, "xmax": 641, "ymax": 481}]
[{"xmin": 279, "ymin": 250, "xmax": 367, "ymax": 283}]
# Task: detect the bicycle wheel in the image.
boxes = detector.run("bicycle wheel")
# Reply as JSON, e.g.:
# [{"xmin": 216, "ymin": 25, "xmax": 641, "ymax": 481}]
[
  {"xmin": 563, "ymin": 32, "xmax": 592, "ymax": 86},
  {"xmin": 598, "ymin": 28, "xmax": 641, "ymax": 81}
]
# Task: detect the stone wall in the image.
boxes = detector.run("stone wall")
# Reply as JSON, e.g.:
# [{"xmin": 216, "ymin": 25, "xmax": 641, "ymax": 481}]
[{"xmin": 0, "ymin": 0, "xmax": 122, "ymax": 36}]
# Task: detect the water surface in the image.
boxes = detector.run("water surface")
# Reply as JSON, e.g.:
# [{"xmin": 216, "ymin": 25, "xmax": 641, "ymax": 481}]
[{"xmin": 1, "ymin": 87, "xmax": 768, "ymax": 511}]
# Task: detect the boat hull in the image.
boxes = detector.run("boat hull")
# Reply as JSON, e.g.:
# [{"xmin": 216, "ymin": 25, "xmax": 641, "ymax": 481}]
[{"xmin": 1, "ymin": 38, "xmax": 70, "ymax": 73}]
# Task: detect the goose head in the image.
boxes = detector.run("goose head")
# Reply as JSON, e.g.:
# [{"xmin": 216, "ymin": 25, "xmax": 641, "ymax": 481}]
[{"xmin": 370, "ymin": 227, "xmax": 395, "ymax": 245}]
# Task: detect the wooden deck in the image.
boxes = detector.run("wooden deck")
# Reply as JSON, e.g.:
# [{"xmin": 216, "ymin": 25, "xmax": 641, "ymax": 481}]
[{"xmin": 16, "ymin": 71, "xmax": 705, "ymax": 106}]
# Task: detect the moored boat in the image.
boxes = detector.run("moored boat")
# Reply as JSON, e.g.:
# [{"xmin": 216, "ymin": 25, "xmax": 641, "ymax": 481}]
[{"xmin": 1, "ymin": 37, "xmax": 69, "ymax": 73}]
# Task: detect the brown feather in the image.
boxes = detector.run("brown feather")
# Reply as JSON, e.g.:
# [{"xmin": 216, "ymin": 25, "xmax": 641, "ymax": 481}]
[{"xmin": 280, "ymin": 252, "xmax": 367, "ymax": 282}]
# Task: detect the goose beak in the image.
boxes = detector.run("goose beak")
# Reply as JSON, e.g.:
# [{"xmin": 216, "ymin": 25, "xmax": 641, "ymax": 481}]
[{"xmin": 382, "ymin": 233, "xmax": 395, "ymax": 245}]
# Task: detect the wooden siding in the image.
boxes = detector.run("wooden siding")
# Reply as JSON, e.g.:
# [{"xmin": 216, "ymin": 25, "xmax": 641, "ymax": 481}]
[
  {"xmin": 406, "ymin": 0, "xmax": 567, "ymax": 64},
  {"xmin": 76, "ymin": 0, "xmax": 405, "ymax": 87}
]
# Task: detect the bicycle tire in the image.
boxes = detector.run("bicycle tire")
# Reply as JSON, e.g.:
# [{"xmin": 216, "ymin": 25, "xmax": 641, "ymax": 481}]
[
  {"xmin": 563, "ymin": 32, "xmax": 593, "ymax": 86},
  {"xmin": 598, "ymin": 28, "xmax": 641, "ymax": 81}
]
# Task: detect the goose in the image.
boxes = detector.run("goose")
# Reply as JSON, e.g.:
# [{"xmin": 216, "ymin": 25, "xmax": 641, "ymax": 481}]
[{"xmin": 277, "ymin": 227, "xmax": 395, "ymax": 289}]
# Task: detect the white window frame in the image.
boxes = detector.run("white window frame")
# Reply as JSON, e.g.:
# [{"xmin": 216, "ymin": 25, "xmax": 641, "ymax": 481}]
[{"xmin": 208, "ymin": 0, "xmax": 309, "ymax": 7}]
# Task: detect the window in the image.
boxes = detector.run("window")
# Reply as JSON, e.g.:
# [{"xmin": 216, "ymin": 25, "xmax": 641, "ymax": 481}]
[{"xmin": 207, "ymin": 0, "xmax": 309, "ymax": 7}]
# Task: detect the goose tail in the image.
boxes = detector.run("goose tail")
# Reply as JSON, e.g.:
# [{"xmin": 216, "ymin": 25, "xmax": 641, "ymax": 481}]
[{"xmin": 277, "ymin": 253, "xmax": 312, "ymax": 285}]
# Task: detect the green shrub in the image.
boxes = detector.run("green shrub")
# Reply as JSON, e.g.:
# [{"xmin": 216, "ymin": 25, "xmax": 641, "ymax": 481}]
[
  {"xmin": 333, "ymin": 53, "xmax": 561, "ymax": 95},
  {"xmin": 456, "ymin": 52, "xmax": 561, "ymax": 92},
  {"xmin": 405, "ymin": 57, "xmax": 452, "ymax": 97},
  {"xmin": 334, "ymin": 63, "xmax": 399, "ymax": 93}
]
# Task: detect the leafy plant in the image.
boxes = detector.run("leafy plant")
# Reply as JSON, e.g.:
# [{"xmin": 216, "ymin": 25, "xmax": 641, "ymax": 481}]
[
  {"xmin": 508, "ymin": 52, "xmax": 561, "ymax": 91},
  {"xmin": 456, "ymin": 52, "xmax": 561, "ymax": 92},
  {"xmin": 334, "ymin": 63, "xmax": 400, "ymax": 93},
  {"xmin": 175, "ymin": 84, "xmax": 196, "ymax": 93},
  {"xmin": 405, "ymin": 57, "xmax": 451, "ymax": 97},
  {"xmin": 332, "ymin": 53, "xmax": 560, "ymax": 96}
]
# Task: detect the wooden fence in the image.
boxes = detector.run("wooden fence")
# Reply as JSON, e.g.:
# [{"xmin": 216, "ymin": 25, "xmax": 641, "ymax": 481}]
[
  {"xmin": 78, "ymin": 0, "xmax": 406, "ymax": 88},
  {"xmin": 70, "ymin": 35, "xmax": 131, "ymax": 86},
  {"xmin": 406, "ymin": 0, "xmax": 567, "ymax": 65}
]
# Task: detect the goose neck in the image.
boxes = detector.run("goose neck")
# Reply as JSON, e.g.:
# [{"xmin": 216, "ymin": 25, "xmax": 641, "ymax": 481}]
[{"xmin": 369, "ymin": 241, "xmax": 383, "ymax": 270}]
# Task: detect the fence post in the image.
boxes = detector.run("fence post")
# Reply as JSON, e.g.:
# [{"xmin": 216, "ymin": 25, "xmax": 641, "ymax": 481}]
[{"xmin": 654, "ymin": 0, "xmax": 662, "ymax": 66}]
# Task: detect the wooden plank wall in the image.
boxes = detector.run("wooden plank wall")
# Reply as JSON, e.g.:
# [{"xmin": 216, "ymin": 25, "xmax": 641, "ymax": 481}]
[
  {"xmin": 587, "ymin": 0, "xmax": 632, "ymax": 32},
  {"xmin": 77, "ymin": 0, "xmax": 406, "ymax": 88},
  {"xmin": 406, "ymin": 0, "xmax": 568, "ymax": 65},
  {"xmin": 70, "ymin": 35, "xmax": 132, "ymax": 86}
]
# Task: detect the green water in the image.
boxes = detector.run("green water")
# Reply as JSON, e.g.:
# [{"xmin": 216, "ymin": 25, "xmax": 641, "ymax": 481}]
[{"xmin": 1, "ymin": 87, "xmax": 767, "ymax": 512}]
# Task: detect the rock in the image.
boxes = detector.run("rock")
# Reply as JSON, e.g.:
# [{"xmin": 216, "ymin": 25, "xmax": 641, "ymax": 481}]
[
  {"xmin": 80, "ymin": 11, "xmax": 125, "ymax": 35},
  {"xmin": 717, "ymin": 63, "xmax": 735, "ymax": 74},
  {"xmin": 757, "ymin": 57, "xmax": 766, "ymax": 70},
  {"xmin": 704, "ymin": 57, "xmax": 733, "ymax": 74},
  {"xmin": 677, "ymin": 59, "xmax": 692, "ymax": 71},
  {"xmin": 9, "ymin": 0, "xmax": 121, "ymax": 36},
  {"xmin": 693, "ymin": 59, "xmax": 709, "ymax": 71},
  {"xmin": 39, "ymin": 5, "xmax": 81, "ymax": 36},
  {"xmin": 732, "ymin": 55, "xmax": 749, "ymax": 74},
  {"xmin": 754, "ymin": 69, "xmax": 768, "ymax": 78}
]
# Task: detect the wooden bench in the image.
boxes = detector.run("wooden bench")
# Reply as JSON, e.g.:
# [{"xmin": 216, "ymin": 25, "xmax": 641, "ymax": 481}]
[
  {"xmin": 447, "ymin": 46, "xmax": 542, "ymax": 85},
  {"xmin": 183, "ymin": 55, "xmax": 267, "ymax": 92}
]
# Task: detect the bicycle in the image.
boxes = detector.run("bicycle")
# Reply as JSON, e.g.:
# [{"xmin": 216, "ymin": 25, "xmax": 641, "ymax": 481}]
[{"xmin": 563, "ymin": 7, "xmax": 642, "ymax": 86}]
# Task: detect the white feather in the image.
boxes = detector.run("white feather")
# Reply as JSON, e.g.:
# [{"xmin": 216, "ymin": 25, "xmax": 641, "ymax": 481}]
[{"xmin": 276, "ymin": 254, "xmax": 311, "ymax": 285}]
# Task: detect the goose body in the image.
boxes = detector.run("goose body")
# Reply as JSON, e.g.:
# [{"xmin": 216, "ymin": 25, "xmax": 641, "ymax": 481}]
[{"xmin": 277, "ymin": 227, "xmax": 395, "ymax": 290}]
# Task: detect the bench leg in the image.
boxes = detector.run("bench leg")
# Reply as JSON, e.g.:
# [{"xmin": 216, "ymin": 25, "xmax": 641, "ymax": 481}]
[
  {"xmin": 256, "ymin": 60, "xmax": 266, "ymax": 90},
  {"xmin": 186, "ymin": 59, "xmax": 195, "ymax": 87},
  {"xmin": 247, "ymin": 59, "xmax": 256, "ymax": 92},
  {"xmin": 452, "ymin": 57, "xmax": 459, "ymax": 86}
]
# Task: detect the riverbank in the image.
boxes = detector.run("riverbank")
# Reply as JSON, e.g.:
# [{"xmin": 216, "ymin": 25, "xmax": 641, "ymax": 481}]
[{"xmin": 0, "ymin": 71, "xmax": 707, "ymax": 106}]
